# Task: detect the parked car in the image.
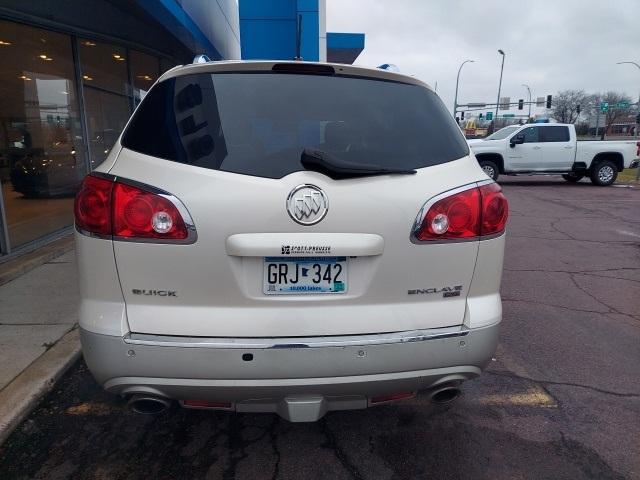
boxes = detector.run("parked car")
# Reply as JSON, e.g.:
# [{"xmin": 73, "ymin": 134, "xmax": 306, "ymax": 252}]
[
  {"xmin": 74, "ymin": 60, "xmax": 508, "ymax": 422},
  {"xmin": 468, "ymin": 124, "xmax": 640, "ymax": 185}
]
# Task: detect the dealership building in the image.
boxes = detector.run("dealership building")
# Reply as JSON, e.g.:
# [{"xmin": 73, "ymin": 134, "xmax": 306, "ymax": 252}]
[{"xmin": 0, "ymin": 0, "xmax": 364, "ymax": 259}]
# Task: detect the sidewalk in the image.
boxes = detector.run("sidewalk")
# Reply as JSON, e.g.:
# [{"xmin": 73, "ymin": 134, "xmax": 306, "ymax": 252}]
[{"xmin": 0, "ymin": 242, "xmax": 81, "ymax": 443}]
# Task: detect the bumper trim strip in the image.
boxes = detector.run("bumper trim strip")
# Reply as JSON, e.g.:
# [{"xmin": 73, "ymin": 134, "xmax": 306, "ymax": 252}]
[{"xmin": 124, "ymin": 326, "xmax": 469, "ymax": 349}]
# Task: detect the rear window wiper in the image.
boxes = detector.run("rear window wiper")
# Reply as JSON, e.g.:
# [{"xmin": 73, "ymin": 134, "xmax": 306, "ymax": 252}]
[{"xmin": 301, "ymin": 148, "xmax": 417, "ymax": 180}]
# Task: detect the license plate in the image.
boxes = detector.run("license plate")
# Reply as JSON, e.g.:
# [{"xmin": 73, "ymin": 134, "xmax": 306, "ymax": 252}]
[{"xmin": 263, "ymin": 257, "xmax": 347, "ymax": 295}]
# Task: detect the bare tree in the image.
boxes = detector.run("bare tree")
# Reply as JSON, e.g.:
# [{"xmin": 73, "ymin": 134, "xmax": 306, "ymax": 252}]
[{"xmin": 552, "ymin": 89, "xmax": 589, "ymax": 123}]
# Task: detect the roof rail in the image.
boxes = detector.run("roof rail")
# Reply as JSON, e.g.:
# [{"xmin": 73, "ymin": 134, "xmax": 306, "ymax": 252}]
[
  {"xmin": 377, "ymin": 63, "xmax": 400, "ymax": 72},
  {"xmin": 193, "ymin": 54, "xmax": 211, "ymax": 64}
]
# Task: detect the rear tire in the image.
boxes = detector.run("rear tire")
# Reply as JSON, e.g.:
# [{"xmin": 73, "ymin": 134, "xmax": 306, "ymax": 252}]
[
  {"xmin": 590, "ymin": 160, "xmax": 617, "ymax": 186},
  {"xmin": 479, "ymin": 160, "xmax": 499, "ymax": 181},
  {"xmin": 562, "ymin": 173, "xmax": 584, "ymax": 183}
]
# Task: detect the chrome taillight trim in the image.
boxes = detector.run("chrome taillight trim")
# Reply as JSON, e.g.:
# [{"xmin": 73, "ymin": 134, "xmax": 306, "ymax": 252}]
[
  {"xmin": 75, "ymin": 173, "xmax": 198, "ymax": 245},
  {"xmin": 410, "ymin": 178, "xmax": 502, "ymax": 245}
]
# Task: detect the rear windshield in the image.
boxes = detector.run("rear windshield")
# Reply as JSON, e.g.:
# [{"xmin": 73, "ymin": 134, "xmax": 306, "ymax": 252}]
[{"xmin": 121, "ymin": 72, "xmax": 469, "ymax": 179}]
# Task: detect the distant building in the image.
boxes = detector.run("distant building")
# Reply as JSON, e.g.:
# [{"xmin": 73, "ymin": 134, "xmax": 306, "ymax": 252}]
[{"xmin": 239, "ymin": 0, "xmax": 365, "ymax": 64}]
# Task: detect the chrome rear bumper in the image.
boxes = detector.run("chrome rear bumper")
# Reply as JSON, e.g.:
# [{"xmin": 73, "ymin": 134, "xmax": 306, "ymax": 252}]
[{"xmin": 81, "ymin": 321, "xmax": 499, "ymax": 421}]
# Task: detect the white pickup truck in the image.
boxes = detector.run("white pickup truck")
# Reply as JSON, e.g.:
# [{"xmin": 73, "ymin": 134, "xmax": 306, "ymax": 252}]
[{"xmin": 468, "ymin": 124, "xmax": 639, "ymax": 186}]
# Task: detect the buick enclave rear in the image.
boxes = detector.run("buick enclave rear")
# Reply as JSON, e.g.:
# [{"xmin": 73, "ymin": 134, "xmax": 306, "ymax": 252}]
[{"xmin": 75, "ymin": 60, "xmax": 507, "ymax": 422}]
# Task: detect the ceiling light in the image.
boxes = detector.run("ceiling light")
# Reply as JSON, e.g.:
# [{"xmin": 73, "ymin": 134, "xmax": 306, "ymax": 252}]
[
  {"xmin": 0, "ymin": 40, "xmax": 11, "ymax": 46},
  {"xmin": 19, "ymin": 75, "xmax": 32, "ymax": 81},
  {"xmin": 39, "ymin": 54, "xmax": 47, "ymax": 59},
  {"xmin": 83, "ymin": 74, "xmax": 93, "ymax": 81},
  {"xmin": 137, "ymin": 75, "xmax": 153, "ymax": 81},
  {"xmin": 83, "ymin": 41, "xmax": 96, "ymax": 46}
]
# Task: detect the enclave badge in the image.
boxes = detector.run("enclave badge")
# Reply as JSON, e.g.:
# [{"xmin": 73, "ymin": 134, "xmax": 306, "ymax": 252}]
[{"xmin": 286, "ymin": 184, "xmax": 329, "ymax": 225}]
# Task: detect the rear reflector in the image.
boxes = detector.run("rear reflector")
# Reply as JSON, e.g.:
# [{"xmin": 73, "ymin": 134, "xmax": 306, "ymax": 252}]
[
  {"xmin": 414, "ymin": 182, "xmax": 508, "ymax": 241},
  {"xmin": 74, "ymin": 174, "xmax": 192, "ymax": 242},
  {"xmin": 370, "ymin": 392, "xmax": 416, "ymax": 404},
  {"xmin": 182, "ymin": 400, "xmax": 233, "ymax": 409}
]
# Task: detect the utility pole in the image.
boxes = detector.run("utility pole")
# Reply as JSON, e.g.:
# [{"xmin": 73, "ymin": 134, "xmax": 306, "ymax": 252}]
[
  {"xmin": 453, "ymin": 60, "xmax": 474, "ymax": 118},
  {"xmin": 522, "ymin": 84, "xmax": 532, "ymax": 119},
  {"xmin": 495, "ymin": 50, "xmax": 506, "ymax": 120}
]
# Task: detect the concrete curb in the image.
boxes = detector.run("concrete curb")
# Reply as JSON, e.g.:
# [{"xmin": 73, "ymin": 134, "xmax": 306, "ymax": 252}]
[
  {"xmin": 0, "ymin": 328, "xmax": 81, "ymax": 446},
  {"xmin": 0, "ymin": 235, "xmax": 74, "ymax": 287}
]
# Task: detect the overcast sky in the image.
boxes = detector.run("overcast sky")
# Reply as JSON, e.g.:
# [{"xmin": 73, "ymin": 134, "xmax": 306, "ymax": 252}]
[{"xmin": 326, "ymin": 0, "xmax": 640, "ymax": 115}]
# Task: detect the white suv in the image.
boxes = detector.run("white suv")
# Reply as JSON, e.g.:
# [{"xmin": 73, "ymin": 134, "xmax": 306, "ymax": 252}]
[{"xmin": 74, "ymin": 60, "xmax": 508, "ymax": 422}]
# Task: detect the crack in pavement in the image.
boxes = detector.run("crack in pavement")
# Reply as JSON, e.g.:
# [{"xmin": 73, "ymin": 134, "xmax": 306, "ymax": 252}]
[
  {"xmin": 509, "ymin": 234, "xmax": 638, "ymax": 245},
  {"xmin": 504, "ymin": 267, "xmax": 640, "ymax": 274},
  {"xmin": 519, "ymin": 191, "xmax": 640, "ymax": 226},
  {"xmin": 486, "ymin": 371, "xmax": 640, "ymax": 398},
  {"xmin": 501, "ymin": 297, "xmax": 610, "ymax": 315},
  {"xmin": 318, "ymin": 419, "xmax": 365, "ymax": 480},
  {"xmin": 568, "ymin": 273, "xmax": 627, "ymax": 317}
]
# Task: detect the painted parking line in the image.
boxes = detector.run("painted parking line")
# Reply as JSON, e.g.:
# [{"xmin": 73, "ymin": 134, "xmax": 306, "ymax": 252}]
[{"xmin": 479, "ymin": 386, "xmax": 557, "ymax": 408}]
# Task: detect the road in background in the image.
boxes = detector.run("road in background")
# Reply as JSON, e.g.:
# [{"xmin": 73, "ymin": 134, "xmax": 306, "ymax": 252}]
[{"xmin": 0, "ymin": 177, "xmax": 639, "ymax": 480}]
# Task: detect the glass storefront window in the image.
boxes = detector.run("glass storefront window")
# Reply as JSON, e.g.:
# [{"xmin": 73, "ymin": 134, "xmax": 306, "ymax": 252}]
[
  {"xmin": 78, "ymin": 39, "xmax": 128, "ymax": 96},
  {"xmin": 0, "ymin": 20, "xmax": 86, "ymax": 249},
  {"xmin": 83, "ymin": 88, "xmax": 130, "ymax": 169},
  {"xmin": 79, "ymin": 38, "xmax": 131, "ymax": 168},
  {"xmin": 130, "ymin": 50, "xmax": 159, "ymax": 106},
  {"xmin": 0, "ymin": 20, "xmax": 178, "ymax": 255}
]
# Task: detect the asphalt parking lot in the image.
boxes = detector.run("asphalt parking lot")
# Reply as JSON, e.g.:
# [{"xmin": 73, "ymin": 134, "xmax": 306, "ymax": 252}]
[{"xmin": 0, "ymin": 176, "xmax": 638, "ymax": 480}]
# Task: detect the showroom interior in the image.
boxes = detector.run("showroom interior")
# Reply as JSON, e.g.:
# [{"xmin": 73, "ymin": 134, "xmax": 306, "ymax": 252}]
[{"xmin": 0, "ymin": 0, "xmax": 240, "ymax": 258}]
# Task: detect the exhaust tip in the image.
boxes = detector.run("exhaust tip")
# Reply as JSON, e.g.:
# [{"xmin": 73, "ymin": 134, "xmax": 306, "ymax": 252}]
[
  {"xmin": 128, "ymin": 394, "xmax": 171, "ymax": 414},
  {"xmin": 430, "ymin": 386, "xmax": 462, "ymax": 405}
]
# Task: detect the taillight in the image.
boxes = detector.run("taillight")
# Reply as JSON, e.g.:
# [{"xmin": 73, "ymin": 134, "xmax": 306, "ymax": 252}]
[
  {"xmin": 414, "ymin": 182, "xmax": 508, "ymax": 241},
  {"xmin": 74, "ymin": 174, "xmax": 193, "ymax": 242},
  {"xmin": 74, "ymin": 175, "xmax": 113, "ymax": 236},
  {"xmin": 479, "ymin": 182, "xmax": 508, "ymax": 236},
  {"xmin": 112, "ymin": 183, "xmax": 188, "ymax": 239},
  {"xmin": 416, "ymin": 187, "xmax": 480, "ymax": 241},
  {"xmin": 636, "ymin": 141, "xmax": 639, "ymax": 157}
]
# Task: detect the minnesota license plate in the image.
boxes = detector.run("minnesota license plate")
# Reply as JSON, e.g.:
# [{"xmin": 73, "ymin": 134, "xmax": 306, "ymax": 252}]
[{"xmin": 263, "ymin": 257, "xmax": 347, "ymax": 295}]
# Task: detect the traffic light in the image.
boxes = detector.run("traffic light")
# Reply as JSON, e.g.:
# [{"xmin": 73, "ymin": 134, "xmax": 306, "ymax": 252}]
[
  {"xmin": 576, "ymin": 104, "xmax": 581, "ymax": 114},
  {"xmin": 546, "ymin": 95, "xmax": 552, "ymax": 109},
  {"xmin": 455, "ymin": 117, "xmax": 460, "ymax": 123},
  {"xmin": 479, "ymin": 113, "xmax": 484, "ymax": 120},
  {"xmin": 636, "ymin": 113, "xmax": 640, "ymax": 124},
  {"xmin": 518, "ymin": 99, "xmax": 524, "ymax": 110},
  {"xmin": 461, "ymin": 111, "xmax": 465, "ymax": 120}
]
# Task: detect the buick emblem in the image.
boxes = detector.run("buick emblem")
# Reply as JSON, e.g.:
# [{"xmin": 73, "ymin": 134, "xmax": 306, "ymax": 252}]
[{"xmin": 286, "ymin": 184, "xmax": 329, "ymax": 225}]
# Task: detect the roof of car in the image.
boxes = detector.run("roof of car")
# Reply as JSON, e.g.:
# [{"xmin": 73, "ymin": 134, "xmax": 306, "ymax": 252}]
[{"xmin": 158, "ymin": 60, "xmax": 431, "ymax": 90}]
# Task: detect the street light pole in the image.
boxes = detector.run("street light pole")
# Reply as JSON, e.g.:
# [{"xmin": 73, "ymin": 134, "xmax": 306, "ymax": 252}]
[
  {"xmin": 522, "ymin": 83, "xmax": 532, "ymax": 120},
  {"xmin": 453, "ymin": 59, "xmax": 474, "ymax": 119},
  {"xmin": 495, "ymin": 49, "xmax": 506, "ymax": 120},
  {"xmin": 616, "ymin": 61, "xmax": 640, "ymax": 179},
  {"xmin": 616, "ymin": 61, "xmax": 640, "ymax": 103}
]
